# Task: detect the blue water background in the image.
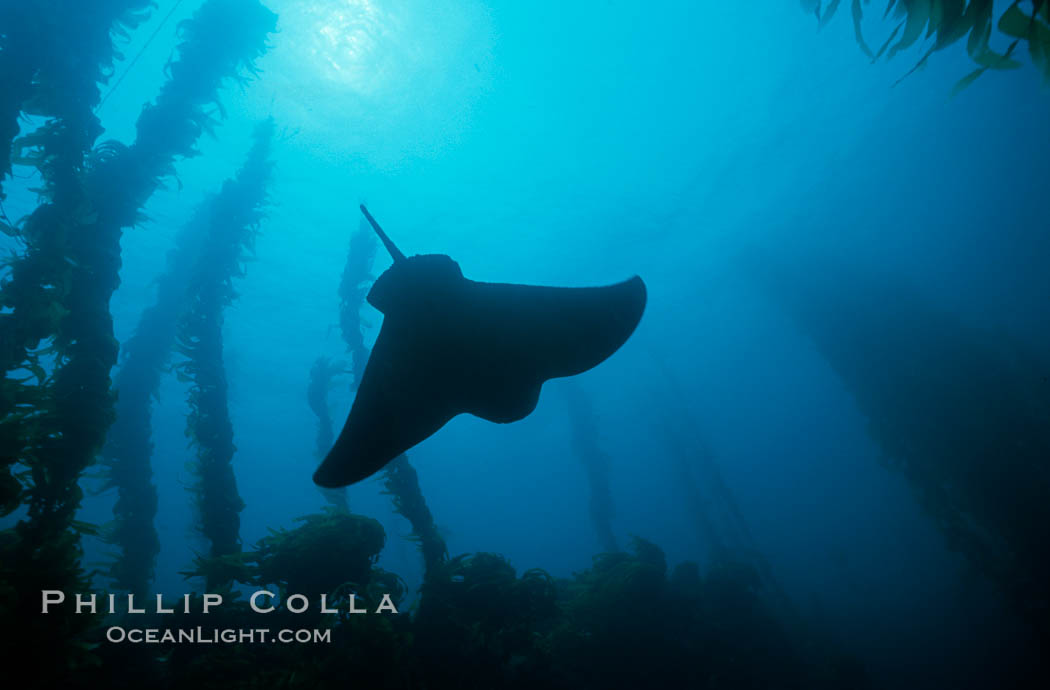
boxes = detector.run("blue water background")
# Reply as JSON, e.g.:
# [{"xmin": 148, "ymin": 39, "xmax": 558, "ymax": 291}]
[{"xmin": 3, "ymin": 1, "xmax": 1048, "ymax": 686}]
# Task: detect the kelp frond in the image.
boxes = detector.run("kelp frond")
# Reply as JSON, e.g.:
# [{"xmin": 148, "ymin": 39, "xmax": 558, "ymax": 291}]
[{"xmin": 810, "ymin": 0, "xmax": 1049, "ymax": 91}]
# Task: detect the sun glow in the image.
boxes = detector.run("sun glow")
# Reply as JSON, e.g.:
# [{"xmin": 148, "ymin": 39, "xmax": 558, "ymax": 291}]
[
  {"xmin": 271, "ymin": 0, "xmax": 492, "ymax": 162},
  {"xmin": 298, "ymin": 0, "xmax": 391, "ymax": 93}
]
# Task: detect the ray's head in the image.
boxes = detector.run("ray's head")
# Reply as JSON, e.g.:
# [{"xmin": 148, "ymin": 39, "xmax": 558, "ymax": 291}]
[{"xmin": 358, "ymin": 205, "xmax": 464, "ymax": 315}]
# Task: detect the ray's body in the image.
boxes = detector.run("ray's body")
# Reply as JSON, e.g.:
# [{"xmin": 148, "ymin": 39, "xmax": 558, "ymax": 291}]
[{"xmin": 314, "ymin": 206, "xmax": 646, "ymax": 488}]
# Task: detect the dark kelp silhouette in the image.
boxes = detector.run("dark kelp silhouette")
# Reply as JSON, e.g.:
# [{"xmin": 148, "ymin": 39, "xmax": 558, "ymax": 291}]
[
  {"xmin": 807, "ymin": 0, "xmax": 1048, "ymax": 92},
  {"xmin": 314, "ymin": 206, "xmax": 647, "ymax": 488},
  {"xmin": 0, "ymin": 0, "xmax": 274, "ymax": 680},
  {"xmin": 753, "ymin": 250, "xmax": 1050, "ymax": 649},
  {"xmin": 154, "ymin": 517, "xmax": 859, "ymax": 690},
  {"xmin": 564, "ymin": 380, "xmax": 619, "ymax": 553},
  {"xmin": 177, "ymin": 119, "xmax": 275, "ymax": 574},
  {"xmin": 306, "ymin": 356, "xmax": 351, "ymax": 511},
  {"xmin": 0, "ymin": 2, "xmax": 153, "ymax": 200},
  {"xmin": 0, "ymin": 0, "xmax": 153, "ymax": 513},
  {"xmin": 339, "ymin": 216, "xmax": 378, "ymax": 384},
  {"xmin": 103, "ymin": 117, "xmax": 274, "ymax": 598}
]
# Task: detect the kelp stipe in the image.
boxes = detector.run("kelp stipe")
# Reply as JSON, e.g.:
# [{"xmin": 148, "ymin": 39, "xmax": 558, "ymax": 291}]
[
  {"xmin": 307, "ymin": 355, "xmax": 350, "ymax": 510},
  {"xmin": 100, "ymin": 194, "xmax": 215, "ymax": 600},
  {"xmin": 563, "ymin": 381, "xmax": 619, "ymax": 553},
  {"xmin": 176, "ymin": 118, "xmax": 275, "ymax": 577},
  {"xmin": 381, "ymin": 455, "xmax": 448, "ymax": 577},
  {"xmin": 339, "ymin": 216, "xmax": 378, "ymax": 384},
  {"xmin": 650, "ymin": 354, "xmax": 802, "ymax": 632},
  {"xmin": 101, "ymin": 119, "xmax": 277, "ymax": 597},
  {"xmin": 308, "ymin": 356, "xmax": 340, "ymax": 459},
  {"xmin": 303, "ymin": 215, "xmax": 383, "ymax": 511}
]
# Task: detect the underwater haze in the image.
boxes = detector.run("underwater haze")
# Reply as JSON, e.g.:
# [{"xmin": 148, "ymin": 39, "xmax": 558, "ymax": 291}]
[{"xmin": 2, "ymin": 1, "xmax": 1050, "ymax": 688}]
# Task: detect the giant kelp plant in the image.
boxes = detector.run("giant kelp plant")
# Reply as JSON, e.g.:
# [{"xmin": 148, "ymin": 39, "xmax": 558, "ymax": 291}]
[
  {"xmin": 807, "ymin": 0, "xmax": 1050, "ymax": 90},
  {"xmin": 101, "ymin": 211, "xmax": 211, "ymax": 600},
  {"xmin": 177, "ymin": 118, "xmax": 275, "ymax": 572},
  {"xmin": 103, "ymin": 117, "xmax": 277, "ymax": 598},
  {"xmin": 307, "ymin": 356, "xmax": 340, "ymax": 459},
  {"xmin": 0, "ymin": 0, "xmax": 276, "ymax": 679},
  {"xmin": 563, "ymin": 381, "xmax": 619, "ymax": 553},
  {"xmin": 755, "ymin": 254, "xmax": 1050, "ymax": 645},
  {"xmin": 0, "ymin": 0, "xmax": 152, "ymax": 517},
  {"xmin": 0, "ymin": 0, "xmax": 156, "ymax": 674}
]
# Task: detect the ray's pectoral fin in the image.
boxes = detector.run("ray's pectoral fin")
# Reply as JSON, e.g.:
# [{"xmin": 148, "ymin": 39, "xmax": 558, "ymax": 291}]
[
  {"xmin": 443, "ymin": 274, "xmax": 648, "ymax": 428},
  {"xmin": 524, "ymin": 274, "xmax": 648, "ymax": 380},
  {"xmin": 466, "ymin": 273, "xmax": 648, "ymax": 390}
]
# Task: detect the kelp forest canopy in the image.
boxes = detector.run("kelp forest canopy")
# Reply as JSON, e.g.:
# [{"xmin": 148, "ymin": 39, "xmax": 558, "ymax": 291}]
[{"xmin": 806, "ymin": 0, "xmax": 1050, "ymax": 91}]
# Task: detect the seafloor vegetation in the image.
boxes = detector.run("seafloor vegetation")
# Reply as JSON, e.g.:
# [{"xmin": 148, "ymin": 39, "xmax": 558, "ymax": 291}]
[{"xmin": 50, "ymin": 509, "xmax": 865, "ymax": 690}]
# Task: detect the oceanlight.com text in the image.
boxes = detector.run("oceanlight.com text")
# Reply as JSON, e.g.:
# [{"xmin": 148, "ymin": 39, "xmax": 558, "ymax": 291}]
[{"xmin": 105, "ymin": 626, "xmax": 332, "ymax": 644}]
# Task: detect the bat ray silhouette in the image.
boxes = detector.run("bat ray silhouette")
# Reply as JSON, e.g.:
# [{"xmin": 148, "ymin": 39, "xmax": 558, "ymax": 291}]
[{"xmin": 313, "ymin": 205, "xmax": 647, "ymax": 488}]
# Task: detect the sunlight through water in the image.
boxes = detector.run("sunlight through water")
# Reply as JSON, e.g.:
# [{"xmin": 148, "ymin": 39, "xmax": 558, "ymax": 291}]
[
  {"xmin": 299, "ymin": 0, "xmax": 391, "ymax": 93},
  {"xmin": 268, "ymin": 0, "xmax": 492, "ymax": 165}
]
